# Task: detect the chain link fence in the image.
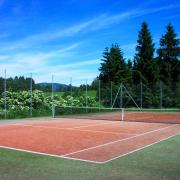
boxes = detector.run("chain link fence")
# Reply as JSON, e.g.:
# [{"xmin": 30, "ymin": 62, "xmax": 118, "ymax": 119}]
[
  {"xmin": 97, "ymin": 81, "xmax": 180, "ymax": 109},
  {"xmin": 0, "ymin": 70, "xmax": 179, "ymax": 120}
]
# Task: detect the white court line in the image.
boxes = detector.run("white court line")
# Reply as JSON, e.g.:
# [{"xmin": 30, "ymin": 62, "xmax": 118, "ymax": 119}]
[
  {"xmin": 0, "ymin": 121, "xmax": 179, "ymax": 164},
  {"xmin": 102, "ymin": 132, "xmax": 180, "ymax": 163},
  {"xmin": 7, "ymin": 123, "xmax": 137, "ymax": 136},
  {"xmin": 0, "ymin": 132, "xmax": 179, "ymax": 164},
  {"xmin": 67, "ymin": 121, "xmax": 118, "ymax": 129},
  {"xmin": 70, "ymin": 128, "xmax": 137, "ymax": 136},
  {"xmin": 0, "ymin": 145, "xmax": 102, "ymax": 164},
  {"xmin": 62, "ymin": 124, "xmax": 178, "ymax": 156},
  {"xmin": 0, "ymin": 120, "xmax": 118, "ymax": 130}
]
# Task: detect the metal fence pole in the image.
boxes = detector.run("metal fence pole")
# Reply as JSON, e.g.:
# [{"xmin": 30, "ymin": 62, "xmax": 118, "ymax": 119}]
[
  {"xmin": 120, "ymin": 83, "xmax": 123, "ymax": 108},
  {"xmin": 70, "ymin": 77, "xmax": 73, "ymax": 113},
  {"xmin": 4, "ymin": 69, "xmax": 7, "ymax": 119},
  {"xmin": 140, "ymin": 81, "xmax": 143, "ymax": 109},
  {"xmin": 99, "ymin": 80, "xmax": 101, "ymax": 109},
  {"xmin": 51, "ymin": 75, "xmax": 55, "ymax": 118},
  {"xmin": 70, "ymin": 77, "xmax": 72, "ymax": 97},
  {"xmin": 30, "ymin": 73, "xmax": 32, "ymax": 117},
  {"xmin": 110, "ymin": 81, "xmax": 112, "ymax": 107},
  {"xmin": 111, "ymin": 84, "xmax": 121, "ymax": 108},
  {"xmin": 85, "ymin": 79, "xmax": 88, "ymax": 109},
  {"xmin": 122, "ymin": 84, "xmax": 140, "ymax": 109},
  {"xmin": 160, "ymin": 81, "xmax": 163, "ymax": 109}
]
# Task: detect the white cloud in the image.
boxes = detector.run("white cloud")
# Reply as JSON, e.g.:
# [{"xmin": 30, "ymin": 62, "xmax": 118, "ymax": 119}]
[
  {"xmin": 0, "ymin": 42, "xmax": 99, "ymax": 84},
  {"xmin": 1, "ymin": 3, "xmax": 179, "ymax": 53},
  {"xmin": 1, "ymin": 2, "xmax": 179, "ymax": 84},
  {"xmin": 135, "ymin": 4, "xmax": 180, "ymax": 17}
]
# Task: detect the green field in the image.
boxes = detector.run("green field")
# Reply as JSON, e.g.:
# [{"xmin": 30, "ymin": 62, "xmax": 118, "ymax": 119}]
[
  {"xmin": 86, "ymin": 90, "xmax": 97, "ymax": 97},
  {"xmin": 44, "ymin": 90, "xmax": 97, "ymax": 98},
  {"xmin": 44, "ymin": 91, "xmax": 64, "ymax": 97},
  {"xmin": 0, "ymin": 135, "xmax": 179, "ymax": 180}
]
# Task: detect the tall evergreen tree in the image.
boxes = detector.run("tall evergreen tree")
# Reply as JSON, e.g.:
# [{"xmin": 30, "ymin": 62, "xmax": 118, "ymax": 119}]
[
  {"xmin": 157, "ymin": 24, "xmax": 180, "ymax": 83},
  {"xmin": 98, "ymin": 44, "xmax": 129, "ymax": 107},
  {"xmin": 99, "ymin": 47, "xmax": 111, "ymax": 83},
  {"xmin": 99, "ymin": 44, "xmax": 128, "ymax": 84},
  {"xmin": 127, "ymin": 59, "xmax": 133, "ymax": 85},
  {"xmin": 133, "ymin": 22, "xmax": 156, "ymax": 83}
]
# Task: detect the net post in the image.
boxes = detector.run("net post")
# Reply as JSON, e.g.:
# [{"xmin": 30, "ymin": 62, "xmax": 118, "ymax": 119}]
[
  {"xmin": 121, "ymin": 108, "xmax": 124, "ymax": 121},
  {"xmin": 4, "ymin": 69, "xmax": 7, "ymax": 119},
  {"xmin": 51, "ymin": 75, "xmax": 55, "ymax": 118}
]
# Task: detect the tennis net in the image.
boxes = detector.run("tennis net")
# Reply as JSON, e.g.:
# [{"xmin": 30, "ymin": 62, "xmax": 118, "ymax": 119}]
[
  {"xmin": 54, "ymin": 106, "xmax": 123, "ymax": 121},
  {"xmin": 54, "ymin": 106, "xmax": 180, "ymax": 124}
]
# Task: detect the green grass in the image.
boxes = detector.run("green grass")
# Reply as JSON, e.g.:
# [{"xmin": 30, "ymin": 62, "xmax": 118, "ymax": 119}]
[
  {"xmin": 44, "ymin": 90, "xmax": 97, "ymax": 98},
  {"xmin": 0, "ymin": 108, "xmax": 52, "ymax": 120},
  {"xmin": 0, "ymin": 135, "xmax": 179, "ymax": 180},
  {"xmin": 44, "ymin": 91, "xmax": 64, "ymax": 97},
  {"xmin": 85, "ymin": 90, "xmax": 97, "ymax": 97}
]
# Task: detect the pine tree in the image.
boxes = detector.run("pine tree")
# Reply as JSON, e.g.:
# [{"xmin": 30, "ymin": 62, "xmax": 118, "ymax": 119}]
[
  {"xmin": 109, "ymin": 44, "xmax": 128, "ymax": 84},
  {"xmin": 133, "ymin": 22, "xmax": 156, "ymax": 83},
  {"xmin": 157, "ymin": 24, "xmax": 180, "ymax": 83},
  {"xmin": 98, "ymin": 44, "xmax": 128, "ymax": 107},
  {"xmin": 127, "ymin": 59, "xmax": 133, "ymax": 85},
  {"xmin": 99, "ymin": 47, "xmax": 111, "ymax": 83},
  {"xmin": 99, "ymin": 44, "xmax": 128, "ymax": 84}
]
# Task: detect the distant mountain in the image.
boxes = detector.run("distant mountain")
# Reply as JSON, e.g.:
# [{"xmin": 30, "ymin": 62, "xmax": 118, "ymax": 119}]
[{"xmin": 36, "ymin": 82, "xmax": 77, "ymax": 91}]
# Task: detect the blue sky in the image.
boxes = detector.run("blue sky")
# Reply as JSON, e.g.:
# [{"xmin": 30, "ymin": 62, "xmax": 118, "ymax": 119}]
[{"xmin": 0, "ymin": 0, "xmax": 179, "ymax": 85}]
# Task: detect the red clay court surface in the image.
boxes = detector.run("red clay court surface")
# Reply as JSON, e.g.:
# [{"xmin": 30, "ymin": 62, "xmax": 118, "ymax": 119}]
[{"xmin": 0, "ymin": 118, "xmax": 180, "ymax": 163}]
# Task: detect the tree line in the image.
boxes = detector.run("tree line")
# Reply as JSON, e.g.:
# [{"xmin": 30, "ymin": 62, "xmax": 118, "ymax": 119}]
[
  {"xmin": 0, "ymin": 76, "xmax": 35, "ymax": 94},
  {"xmin": 97, "ymin": 22, "xmax": 180, "ymax": 108},
  {"xmin": 0, "ymin": 22, "xmax": 179, "ymax": 108}
]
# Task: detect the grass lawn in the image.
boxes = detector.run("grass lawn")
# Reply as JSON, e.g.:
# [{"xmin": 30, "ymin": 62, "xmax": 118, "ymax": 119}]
[
  {"xmin": 86, "ymin": 90, "xmax": 97, "ymax": 97},
  {"xmin": 44, "ymin": 92, "xmax": 65, "ymax": 97},
  {"xmin": 0, "ymin": 134, "xmax": 179, "ymax": 180},
  {"xmin": 44, "ymin": 90, "xmax": 97, "ymax": 98}
]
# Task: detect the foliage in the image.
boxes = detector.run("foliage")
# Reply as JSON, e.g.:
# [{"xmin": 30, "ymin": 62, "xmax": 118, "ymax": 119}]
[
  {"xmin": 133, "ymin": 22, "xmax": 157, "ymax": 83},
  {"xmin": 157, "ymin": 23, "xmax": 180, "ymax": 84},
  {"xmin": 99, "ymin": 44, "xmax": 129, "ymax": 84},
  {"xmin": 0, "ymin": 76, "xmax": 35, "ymax": 95},
  {"xmin": 0, "ymin": 90, "xmax": 98, "ymax": 119},
  {"xmin": 0, "ymin": 23, "xmax": 179, "ymax": 110},
  {"xmin": 97, "ymin": 22, "xmax": 179, "ymax": 108}
]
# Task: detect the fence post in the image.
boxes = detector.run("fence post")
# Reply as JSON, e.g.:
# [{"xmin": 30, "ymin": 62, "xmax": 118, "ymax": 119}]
[
  {"xmin": 51, "ymin": 75, "xmax": 55, "ymax": 118},
  {"xmin": 86, "ymin": 79, "xmax": 88, "ymax": 111},
  {"xmin": 4, "ymin": 69, "xmax": 7, "ymax": 119},
  {"xmin": 120, "ymin": 83, "xmax": 123, "ymax": 108},
  {"xmin": 30, "ymin": 73, "xmax": 33, "ymax": 117},
  {"xmin": 110, "ymin": 81, "xmax": 112, "ymax": 107},
  {"xmin": 140, "ymin": 81, "xmax": 143, "ymax": 109},
  {"xmin": 99, "ymin": 79, "xmax": 101, "ymax": 109},
  {"xmin": 160, "ymin": 81, "xmax": 163, "ymax": 109},
  {"xmin": 70, "ymin": 77, "xmax": 72, "ymax": 97}
]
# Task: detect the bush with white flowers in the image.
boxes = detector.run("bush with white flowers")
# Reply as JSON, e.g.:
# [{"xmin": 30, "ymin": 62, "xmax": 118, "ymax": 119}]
[{"xmin": 0, "ymin": 90, "xmax": 97, "ymax": 117}]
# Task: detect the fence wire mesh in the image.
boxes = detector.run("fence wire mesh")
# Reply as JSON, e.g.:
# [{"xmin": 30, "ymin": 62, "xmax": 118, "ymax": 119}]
[{"xmin": 0, "ymin": 70, "xmax": 179, "ymax": 120}]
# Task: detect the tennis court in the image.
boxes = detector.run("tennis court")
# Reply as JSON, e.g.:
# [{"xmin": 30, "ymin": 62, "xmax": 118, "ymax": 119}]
[{"xmin": 0, "ymin": 109, "xmax": 180, "ymax": 163}]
